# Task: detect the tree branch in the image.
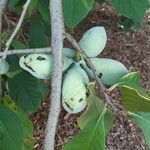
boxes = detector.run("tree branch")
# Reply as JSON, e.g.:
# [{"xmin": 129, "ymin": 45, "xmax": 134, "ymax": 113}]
[
  {"xmin": 0, "ymin": 0, "xmax": 8, "ymax": 99},
  {"xmin": 2, "ymin": 0, "xmax": 31, "ymax": 60},
  {"xmin": 44, "ymin": 0, "xmax": 64, "ymax": 149},
  {"xmin": 0, "ymin": 0, "xmax": 8, "ymax": 32},
  {"xmin": 0, "ymin": 47, "xmax": 51, "ymax": 57},
  {"xmin": 65, "ymin": 32, "xmax": 118, "ymax": 112}
]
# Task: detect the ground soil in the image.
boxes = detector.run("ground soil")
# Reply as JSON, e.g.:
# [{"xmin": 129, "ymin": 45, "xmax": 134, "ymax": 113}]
[{"xmin": 27, "ymin": 3, "xmax": 150, "ymax": 150}]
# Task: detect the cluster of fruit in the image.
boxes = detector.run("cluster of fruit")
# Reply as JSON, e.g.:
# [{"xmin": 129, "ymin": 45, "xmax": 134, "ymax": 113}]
[{"xmin": 0, "ymin": 26, "xmax": 128, "ymax": 114}]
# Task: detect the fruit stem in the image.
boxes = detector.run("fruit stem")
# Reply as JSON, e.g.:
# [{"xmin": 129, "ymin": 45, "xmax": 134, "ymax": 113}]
[{"xmin": 74, "ymin": 51, "xmax": 81, "ymax": 62}]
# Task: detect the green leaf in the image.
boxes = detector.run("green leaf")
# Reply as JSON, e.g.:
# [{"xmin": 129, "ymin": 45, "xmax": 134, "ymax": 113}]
[
  {"xmin": 120, "ymin": 87, "xmax": 150, "ymax": 112},
  {"xmin": 22, "ymin": 138, "xmax": 33, "ymax": 150},
  {"xmin": 28, "ymin": 0, "xmax": 38, "ymax": 15},
  {"xmin": 14, "ymin": 110, "xmax": 33, "ymax": 150},
  {"xmin": 97, "ymin": 0, "xmax": 105, "ymax": 5},
  {"xmin": 6, "ymin": 42, "xmax": 27, "ymax": 77},
  {"xmin": 8, "ymin": 71, "xmax": 48, "ymax": 114},
  {"xmin": 78, "ymin": 83, "xmax": 114, "ymax": 132},
  {"xmin": 120, "ymin": 16, "xmax": 141, "ymax": 30},
  {"xmin": 37, "ymin": 0, "xmax": 50, "ymax": 23},
  {"xmin": 8, "ymin": 0, "xmax": 19, "ymax": 8},
  {"xmin": 2, "ymin": 96, "xmax": 34, "ymax": 150},
  {"xmin": 11, "ymin": 41, "xmax": 27, "ymax": 49},
  {"xmin": 62, "ymin": 0, "xmax": 94, "ymax": 29},
  {"xmin": 6, "ymin": 55, "xmax": 22, "ymax": 78},
  {"xmin": 109, "ymin": 0, "xmax": 148, "ymax": 26},
  {"xmin": 6, "ymin": 70, "xmax": 22, "ymax": 78},
  {"xmin": 0, "ymin": 103, "xmax": 23, "ymax": 150},
  {"xmin": 8, "ymin": 0, "xmax": 24, "ymax": 12},
  {"xmin": 120, "ymin": 16, "xmax": 134, "ymax": 30},
  {"xmin": 63, "ymin": 114, "xmax": 106, "ymax": 150},
  {"xmin": 28, "ymin": 17, "xmax": 49, "ymax": 48},
  {"xmin": 129, "ymin": 111, "xmax": 150, "ymax": 149},
  {"xmin": 3, "ymin": 96, "xmax": 33, "ymax": 137},
  {"xmin": 63, "ymin": 83, "xmax": 114, "ymax": 150},
  {"xmin": 117, "ymin": 72, "xmax": 150, "ymax": 112},
  {"xmin": 117, "ymin": 72, "xmax": 141, "ymax": 89},
  {"xmin": 6, "ymin": 55, "xmax": 20, "ymax": 72}
]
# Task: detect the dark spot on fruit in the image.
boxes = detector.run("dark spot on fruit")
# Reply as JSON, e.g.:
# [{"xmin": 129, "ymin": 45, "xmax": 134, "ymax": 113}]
[
  {"xmin": 29, "ymin": 57, "xmax": 32, "ymax": 61},
  {"xmin": 24, "ymin": 63, "xmax": 35, "ymax": 72},
  {"xmin": 98, "ymin": 73, "xmax": 103, "ymax": 78},
  {"xmin": 37, "ymin": 56, "xmax": 46, "ymax": 61},
  {"xmin": 86, "ymin": 92, "xmax": 89, "ymax": 96},
  {"xmin": 79, "ymin": 98, "xmax": 84, "ymax": 102},
  {"xmin": 24, "ymin": 54, "xmax": 29, "ymax": 58},
  {"xmin": 70, "ymin": 98, "xmax": 74, "ymax": 101},
  {"xmin": 64, "ymin": 102, "xmax": 73, "ymax": 111}
]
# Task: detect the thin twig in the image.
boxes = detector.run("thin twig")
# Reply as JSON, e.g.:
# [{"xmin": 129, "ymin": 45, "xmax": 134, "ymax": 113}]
[
  {"xmin": 0, "ymin": 0, "xmax": 8, "ymax": 99},
  {"xmin": 0, "ymin": 47, "xmax": 52, "ymax": 57},
  {"xmin": 44, "ymin": 0, "xmax": 64, "ymax": 149},
  {"xmin": 2, "ymin": 0, "xmax": 31, "ymax": 60},
  {"xmin": 0, "ymin": 0, "xmax": 8, "ymax": 30},
  {"xmin": 65, "ymin": 32, "xmax": 118, "ymax": 112}
]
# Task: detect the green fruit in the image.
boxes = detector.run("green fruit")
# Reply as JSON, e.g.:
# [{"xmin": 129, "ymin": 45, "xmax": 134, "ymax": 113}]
[
  {"xmin": 81, "ymin": 58, "xmax": 128, "ymax": 85},
  {"xmin": 62, "ymin": 63, "xmax": 89, "ymax": 114},
  {"xmin": 79, "ymin": 26, "xmax": 107, "ymax": 57},
  {"xmin": 19, "ymin": 54, "xmax": 73, "ymax": 79},
  {"xmin": 63, "ymin": 48, "xmax": 75, "ymax": 59},
  {"xmin": 0, "ymin": 59, "xmax": 9, "ymax": 75}
]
